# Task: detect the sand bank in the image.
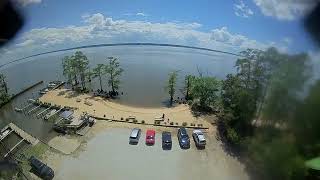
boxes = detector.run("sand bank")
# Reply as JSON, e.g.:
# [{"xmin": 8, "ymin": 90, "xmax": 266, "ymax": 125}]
[{"xmin": 39, "ymin": 89, "xmax": 214, "ymax": 128}]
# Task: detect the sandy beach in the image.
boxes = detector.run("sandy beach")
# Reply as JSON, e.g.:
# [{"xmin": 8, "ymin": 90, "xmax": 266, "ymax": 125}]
[
  {"xmin": 39, "ymin": 89, "xmax": 213, "ymax": 128},
  {"xmin": 32, "ymin": 89, "xmax": 250, "ymax": 180}
]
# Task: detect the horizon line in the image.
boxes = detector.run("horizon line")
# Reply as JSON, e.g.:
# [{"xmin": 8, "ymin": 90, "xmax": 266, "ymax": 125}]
[{"xmin": 0, "ymin": 43, "xmax": 244, "ymax": 68}]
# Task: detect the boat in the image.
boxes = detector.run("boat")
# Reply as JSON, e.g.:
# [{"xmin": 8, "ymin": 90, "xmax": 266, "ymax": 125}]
[
  {"xmin": 14, "ymin": 107, "xmax": 22, "ymax": 112},
  {"xmin": 39, "ymin": 88, "xmax": 49, "ymax": 94},
  {"xmin": 44, "ymin": 109, "xmax": 57, "ymax": 120}
]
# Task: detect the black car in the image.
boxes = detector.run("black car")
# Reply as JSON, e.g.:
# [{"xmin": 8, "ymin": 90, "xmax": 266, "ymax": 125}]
[
  {"xmin": 177, "ymin": 128, "xmax": 190, "ymax": 149},
  {"xmin": 162, "ymin": 131, "xmax": 172, "ymax": 150},
  {"xmin": 29, "ymin": 156, "xmax": 54, "ymax": 180}
]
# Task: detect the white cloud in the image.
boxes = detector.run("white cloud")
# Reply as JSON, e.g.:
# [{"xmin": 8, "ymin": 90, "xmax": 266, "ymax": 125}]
[
  {"xmin": 1, "ymin": 13, "xmax": 288, "ymax": 62},
  {"xmin": 14, "ymin": 0, "xmax": 42, "ymax": 6},
  {"xmin": 136, "ymin": 12, "xmax": 148, "ymax": 17},
  {"xmin": 253, "ymin": 0, "xmax": 318, "ymax": 20},
  {"xmin": 234, "ymin": 0, "xmax": 254, "ymax": 18},
  {"xmin": 283, "ymin": 37, "xmax": 292, "ymax": 45},
  {"xmin": 124, "ymin": 12, "xmax": 149, "ymax": 17}
]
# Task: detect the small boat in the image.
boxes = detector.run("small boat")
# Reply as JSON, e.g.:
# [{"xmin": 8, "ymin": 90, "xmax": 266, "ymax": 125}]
[
  {"xmin": 39, "ymin": 88, "xmax": 49, "ymax": 94},
  {"xmin": 27, "ymin": 99, "xmax": 35, "ymax": 103},
  {"xmin": 14, "ymin": 107, "xmax": 22, "ymax": 112},
  {"xmin": 44, "ymin": 109, "xmax": 57, "ymax": 120}
]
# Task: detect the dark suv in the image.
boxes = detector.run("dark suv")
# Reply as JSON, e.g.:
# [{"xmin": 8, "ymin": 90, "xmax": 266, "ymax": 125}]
[
  {"xmin": 177, "ymin": 128, "xmax": 190, "ymax": 149},
  {"xmin": 29, "ymin": 156, "xmax": 54, "ymax": 180},
  {"xmin": 162, "ymin": 131, "xmax": 172, "ymax": 150}
]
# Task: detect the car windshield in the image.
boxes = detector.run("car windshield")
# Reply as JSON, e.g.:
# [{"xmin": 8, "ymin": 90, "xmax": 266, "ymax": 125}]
[{"xmin": 0, "ymin": 1, "xmax": 319, "ymax": 180}]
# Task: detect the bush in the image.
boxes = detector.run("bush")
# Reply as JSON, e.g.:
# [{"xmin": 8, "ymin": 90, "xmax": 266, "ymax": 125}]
[
  {"xmin": 141, "ymin": 120, "xmax": 145, "ymax": 124},
  {"xmin": 197, "ymin": 124, "xmax": 203, "ymax": 127},
  {"xmin": 175, "ymin": 122, "xmax": 179, "ymax": 125},
  {"xmin": 182, "ymin": 122, "xmax": 188, "ymax": 126},
  {"xmin": 133, "ymin": 119, "xmax": 138, "ymax": 123},
  {"xmin": 191, "ymin": 123, "xmax": 195, "ymax": 126},
  {"xmin": 170, "ymin": 122, "xmax": 174, "ymax": 125},
  {"xmin": 164, "ymin": 122, "xmax": 167, "ymax": 125},
  {"xmin": 120, "ymin": 117, "xmax": 123, "ymax": 120},
  {"xmin": 104, "ymin": 115, "xmax": 106, "ymax": 117},
  {"xmin": 125, "ymin": 118, "xmax": 129, "ymax": 122}
]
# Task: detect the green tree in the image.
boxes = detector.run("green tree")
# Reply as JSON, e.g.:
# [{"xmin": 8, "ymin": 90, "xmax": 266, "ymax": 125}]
[
  {"xmin": 92, "ymin": 64, "xmax": 107, "ymax": 91},
  {"xmin": 166, "ymin": 71, "xmax": 178, "ymax": 106},
  {"xmin": 74, "ymin": 51, "xmax": 89, "ymax": 90},
  {"xmin": 62, "ymin": 56, "xmax": 77, "ymax": 87},
  {"xmin": 62, "ymin": 51, "xmax": 90, "ymax": 90},
  {"xmin": 191, "ymin": 76, "xmax": 220, "ymax": 110},
  {"xmin": 184, "ymin": 75, "xmax": 195, "ymax": 100},
  {"xmin": 106, "ymin": 57, "xmax": 123, "ymax": 94},
  {"xmin": 0, "ymin": 73, "xmax": 10, "ymax": 105},
  {"xmin": 262, "ymin": 51, "xmax": 310, "ymax": 124}
]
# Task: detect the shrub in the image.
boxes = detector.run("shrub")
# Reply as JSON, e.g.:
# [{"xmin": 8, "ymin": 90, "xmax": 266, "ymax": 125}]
[
  {"xmin": 125, "ymin": 118, "xmax": 129, "ymax": 122},
  {"xmin": 170, "ymin": 122, "xmax": 174, "ymax": 125},
  {"xmin": 104, "ymin": 115, "xmax": 106, "ymax": 118},
  {"xmin": 182, "ymin": 122, "xmax": 188, "ymax": 126},
  {"xmin": 175, "ymin": 122, "xmax": 179, "ymax": 125},
  {"xmin": 141, "ymin": 120, "xmax": 145, "ymax": 124},
  {"xmin": 191, "ymin": 123, "xmax": 195, "ymax": 126},
  {"xmin": 120, "ymin": 117, "xmax": 123, "ymax": 120},
  {"xmin": 133, "ymin": 119, "xmax": 138, "ymax": 123},
  {"xmin": 164, "ymin": 122, "xmax": 167, "ymax": 125},
  {"xmin": 197, "ymin": 124, "xmax": 203, "ymax": 127}
]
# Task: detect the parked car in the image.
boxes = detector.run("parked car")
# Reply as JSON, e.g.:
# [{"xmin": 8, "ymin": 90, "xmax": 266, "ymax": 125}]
[
  {"xmin": 177, "ymin": 127, "xmax": 190, "ymax": 149},
  {"xmin": 162, "ymin": 131, "xmax": 172, "ymax": 150},
  {"xmin": 29, "ymin": 156, "xmax": 54, "ymax": 180},
  {"xmin": 146, "ymin": 129, "xmax": 156, "ymax": 145},
  {"xmin": 129, "ymin": 128, "xmax": 141, "ymax": 144},
  {"xmin": 192, "ymin": 129, "xmax": 206, "ymax": 148}
]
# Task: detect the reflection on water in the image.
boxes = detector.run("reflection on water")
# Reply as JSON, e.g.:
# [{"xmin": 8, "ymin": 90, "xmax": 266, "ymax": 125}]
[{"xmin": 0, "ymin": 46, "xmax": 237, "ymax": 138}]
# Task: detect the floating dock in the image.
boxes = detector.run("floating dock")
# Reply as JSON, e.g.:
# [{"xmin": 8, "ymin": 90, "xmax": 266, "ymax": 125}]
[
  {"xmin": 6, "ymin": 123, "xmax": 39, "ymax": 145},
  {"xmin": 0, "ymin": 123, "xmax": 39, "ymax": 157}
]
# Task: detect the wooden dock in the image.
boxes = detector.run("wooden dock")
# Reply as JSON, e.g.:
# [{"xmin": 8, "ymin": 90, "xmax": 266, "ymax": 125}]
[{"xmin": 6, "ymin": 123, "xmax": 39, "ymax": 146}]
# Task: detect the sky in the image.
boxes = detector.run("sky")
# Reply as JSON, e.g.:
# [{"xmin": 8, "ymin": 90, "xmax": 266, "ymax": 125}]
[{"xmin": 1, "ymin": 0, "xmax": 319, "ymax": 63}]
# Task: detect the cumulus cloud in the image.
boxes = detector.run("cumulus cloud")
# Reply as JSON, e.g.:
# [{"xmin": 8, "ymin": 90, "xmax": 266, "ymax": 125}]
[
  {"xmin": 1, "ymin": 13, "xmax": 288, "ymax": 62},
  {"xmin": 211, "ymin": 27, "xmax": 267, "ymax": 49},
  {"xmin": 14, "ymin": 0, "xmax": 42, "ymax": 6},
  {"xmin": 253, "ymin": 0, "xmax": 318, "ymax": 20},
  {"xmin": 234, "ymin": 0, "xmax": 254, "ymax": 18}
]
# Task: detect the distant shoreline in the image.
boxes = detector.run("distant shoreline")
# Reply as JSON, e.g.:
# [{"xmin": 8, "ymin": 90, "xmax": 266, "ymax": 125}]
[{"xmin": 0, "ymin": 43, "xmax": 243, "ymax": 69}]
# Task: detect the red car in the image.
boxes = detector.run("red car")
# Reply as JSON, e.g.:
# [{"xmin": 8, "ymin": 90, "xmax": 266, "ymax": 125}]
[{"xmin": 145, "ymin": 130, "xmax": 155, "ymax": 145}]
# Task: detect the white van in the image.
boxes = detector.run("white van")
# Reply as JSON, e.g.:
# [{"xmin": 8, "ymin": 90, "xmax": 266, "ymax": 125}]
[{"xmin": 129, "ymin": 128, "xmax": 141, "ymax": 144}]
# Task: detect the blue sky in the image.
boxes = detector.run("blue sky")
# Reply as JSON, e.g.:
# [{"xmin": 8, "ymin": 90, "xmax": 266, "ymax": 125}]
[{"xmin": 1, "ymin": 0, "xmax": 318, "ymax": 62}]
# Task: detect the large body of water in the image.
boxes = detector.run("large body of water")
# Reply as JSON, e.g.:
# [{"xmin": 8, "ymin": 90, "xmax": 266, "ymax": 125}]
[{"xmin": 0, "ymin": 45, "xmax": 238, "ymax": 140}]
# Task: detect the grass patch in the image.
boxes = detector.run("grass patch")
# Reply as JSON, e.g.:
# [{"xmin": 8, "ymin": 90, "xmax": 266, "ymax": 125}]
[{"xmin": 18, "ymin": 143, "xmax": 49, "ymax": 173}]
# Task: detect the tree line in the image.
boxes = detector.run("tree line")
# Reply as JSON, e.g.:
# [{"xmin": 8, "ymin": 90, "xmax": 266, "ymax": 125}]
[
  {"xmin": 166, "ymin": 47, "xmax": 319, "ymax": 179},
  {"xmin": 62, "ymin": 51, "xmax": 123, "ymax": 96},
  {"xmin": 0, "ymin": 73, "xmax": 10, "ymax": 106}
]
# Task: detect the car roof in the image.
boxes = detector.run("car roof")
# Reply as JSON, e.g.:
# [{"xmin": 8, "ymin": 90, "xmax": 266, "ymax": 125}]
[
  {"xmin": 198, "ymin": 134, "xmax": 206, "ymax": 141},
  {"xmin": 146, "ymin": 129, "xmax": 155, "ymax": 135},
  {"xmin": 179, "ymin": 128, "xmax": 187, "ymax": 135},
  {"xmin": 130, "ymin": 128, "xmax": 140, "ymax": 137},
  {"xmin": 193, "ymin": 129, "xmax": 203, "ymax": 134},
  {"xmin": 162, "ymin": 132, "xmax": 171, "ymax": 139}
]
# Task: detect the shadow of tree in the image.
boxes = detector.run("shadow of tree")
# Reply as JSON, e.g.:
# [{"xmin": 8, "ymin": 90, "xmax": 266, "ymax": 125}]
[{"xmin": 65, "ymin": 91, "xmax": 81, "ymax": 98}]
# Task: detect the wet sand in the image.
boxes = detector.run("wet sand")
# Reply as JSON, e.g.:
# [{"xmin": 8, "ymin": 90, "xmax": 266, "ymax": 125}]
[{"xmin": 40, "ymin": 121, "xmax": 249, "ymax": 180}]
